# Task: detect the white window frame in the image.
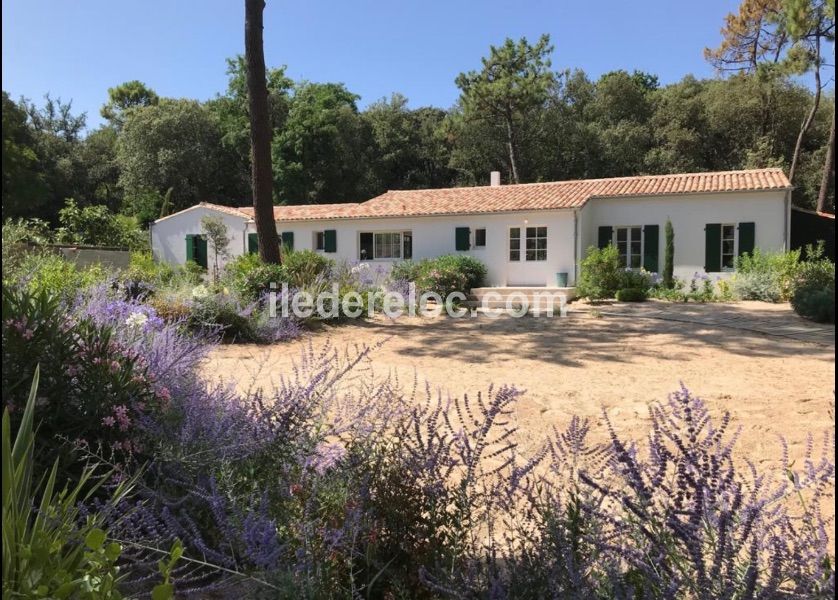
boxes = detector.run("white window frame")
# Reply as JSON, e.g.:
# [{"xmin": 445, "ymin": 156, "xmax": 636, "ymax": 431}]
[
  {"xmin": 614, "ymin": 226, "xmax": 644, "ymax": 269},
  {"xmin": 524, "ymin": 225, "xmax": 548, "ymax": 262},
  {"xmin": 508, "ymin": 227, "xmax": 522, "ymax": 262},
  {"xmin": 721, "ymin": 223, "xmax": 737, "ymax": 272},
  {"xmin": 358, "ymin": 230, "xmax": 412, "ymax": 261}
]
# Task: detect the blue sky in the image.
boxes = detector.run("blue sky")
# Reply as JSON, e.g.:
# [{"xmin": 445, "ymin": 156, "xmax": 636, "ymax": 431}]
[{"xmin": 3, "ymin": 0, "xmax": 743, "ymax": 130}]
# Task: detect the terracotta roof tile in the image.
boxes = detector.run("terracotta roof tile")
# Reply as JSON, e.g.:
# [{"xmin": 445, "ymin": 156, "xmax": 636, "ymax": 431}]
[{"xmin": 187, "ymin": 169, "xmax": 791, "ymax": 223}]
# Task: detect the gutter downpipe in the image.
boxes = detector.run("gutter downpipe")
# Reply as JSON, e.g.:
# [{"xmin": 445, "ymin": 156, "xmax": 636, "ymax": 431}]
[
  {"xmin": 784, "ymin": 188, "xmax": 792, "ymax": 251},
  {"xmin": 573, "ymin": 209, "xmax": 579, "ymax": 285}
]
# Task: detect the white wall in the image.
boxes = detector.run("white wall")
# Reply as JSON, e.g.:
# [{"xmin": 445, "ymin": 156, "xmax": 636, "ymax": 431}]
[
  {"xmin": 252, "ymin": 210, "xmax": 577, "ymax": 287},
  {"xmin": 151, "ymin": 206, "xmax": 249, "ymax": 276},
  {"xmin": 578, "ymin": 190, "xmax": 789, "ymax": 280}
]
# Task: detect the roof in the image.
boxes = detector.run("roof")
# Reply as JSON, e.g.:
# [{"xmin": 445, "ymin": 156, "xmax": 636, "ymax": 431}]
[
  {"xmin": 236, "ymin": 203, "xmax": 361, "ymax": 221},
  {"xmin": 354, "ymin": 169, "xmax": 791, "ymax": 218},
  {"xmin": 155, "ymin": 168, "xmax": 791, "ymax": 224}
]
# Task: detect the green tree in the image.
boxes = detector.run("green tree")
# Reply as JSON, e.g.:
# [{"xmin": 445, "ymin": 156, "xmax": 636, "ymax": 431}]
[
  {"xmin": 363, "ymin": 94, "xmax": 455, "ymax": 191},
  {"xmin": 100, "ymin": 80, "xmax": 159, "ymax": 128},
  {"xmin": 1, "ymin": 92, "xmax": 48, "ymax": 218},
  {"xmin": 201, "ymin": 215, "xmax": 231, "ymax": 280},
  {"xmin": 454, "ymin": 35, "xmax": 555, "ymax": 183},
  {"xmin": 117, "ymin": 99, "xmax": 232, "ymax": 215},
  {"xmin": 663, "ymin": 219, "xmax": 675, "ymax": 289},
  {"xmin": 272, "ymin": 82, "xmax": 373, "ymax": 203},
  {"xmin": 208, "ymin": 55, "xmax": 292, "ymax": 200}
]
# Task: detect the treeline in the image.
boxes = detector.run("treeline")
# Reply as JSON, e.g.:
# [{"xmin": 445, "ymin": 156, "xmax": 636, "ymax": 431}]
[{"xmin": 2, "ymin": 22, "xmax": 835, "ymax": 226}]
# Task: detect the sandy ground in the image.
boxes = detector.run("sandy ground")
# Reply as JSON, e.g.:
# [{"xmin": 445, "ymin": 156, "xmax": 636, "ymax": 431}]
[{"xmin": 203, "ymin": 302, "xmax": 835, "ymax": 470}]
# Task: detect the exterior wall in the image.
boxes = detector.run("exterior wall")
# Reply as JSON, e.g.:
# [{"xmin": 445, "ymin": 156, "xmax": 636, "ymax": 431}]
[
  {"xmin": 578, "ymin": 191, "xmax": 789, "ymax": 280},
  {"xmin": 252, "ymin": 210, "xmax": 577, "ymax": 287},
  {"xmin": 150, "ymin": 206, "xmax": 249, "ymax": 274}
]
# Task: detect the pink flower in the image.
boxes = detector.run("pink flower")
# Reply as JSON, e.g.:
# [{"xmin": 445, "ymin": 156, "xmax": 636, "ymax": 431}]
[
  {"xmin": 22, "ymin": 329, "xmax": 34, "ymax": 340},
  {"xmin": 102, "ymin": 416, "xmax": 116, "ymax": 427}
]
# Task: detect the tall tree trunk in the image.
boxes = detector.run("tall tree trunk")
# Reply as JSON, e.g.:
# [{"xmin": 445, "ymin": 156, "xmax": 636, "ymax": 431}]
[
  {"xmin": 788, "ymin": 36, "xmax": 821, "ymax": 184},
  {"xmin": 505, "ymin": 115, "xmax": 519, "ymax": 184},
  {"xmin": 817, "ymin": 111, "xmax": 835, "ymax": 213},
  {"xmin": 245, "ymin": 0, "xmax": 281, "ymax": 264}
]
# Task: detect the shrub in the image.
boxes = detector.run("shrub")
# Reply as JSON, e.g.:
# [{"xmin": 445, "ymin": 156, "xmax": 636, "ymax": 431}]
[
  {"xmin": 2, "ymin": 286, "xmax": 167, "ymax": 471},
  {"xmin": 282, "ymin": 250, "xmax": 333, "ymax": 287},
  {"xmin": 663, "ymin": 218, "xmax": 675, "ymax": 289},
  {"xmin": 223, "ymin": 253, "xmax": 287, "ymax": 302},
  {"xmin": 431, "ymin": 254, "xmax": 487, "ymax": 290},
  {"xmin": 3, "ymin": 251, "xmax": 110, "ymax": 300},
  {"xmin": 188, "ymin": 291, "xmax": 257, "ymax": 342},
  {"xmin": 735, "ymin": 247, "xmax": 801, "ymax": 301},
  {"xmin": 792, "ymin": 285, "xmax": 835, "ymax": 323},
  {"xmin": 616, "ymin": 287, "xmax": 647, "ymax": 302},
  {"xmin": 576, "ymin": 245, "xmax": 622, "ymax": 300},
  {"xmin": 390, "ymin": 259, "xmax": 423, "ymax": 283},
  {"xmin": 733, "ymin": 270, "xmax": 783, "ymax": 302},
  {"xmin": 618, "ymin": 267, "xmax": 654, "ymax": 290},
  {"xmin": 56, "ymin": 199, "xmax": 147, "ymax": 250},
  {"xmin": 2, "ymin": 373, "xmax": 139, "ymax": 600}
]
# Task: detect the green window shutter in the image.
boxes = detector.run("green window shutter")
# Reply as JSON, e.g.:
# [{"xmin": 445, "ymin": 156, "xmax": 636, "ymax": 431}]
[
  {"xmin": 196, "ymin": 236, "xmax": 208, "ymax": 269},
  {"xmin": 598, "ymin": 226, "xmax": 613, "ymax": 249},
  {"xmin": 186, "ymin": 234, "xmax": 195, "ymax": 262},
  {"xmin": 248, "ymin": 233, "xmax": 259, "ymax": 254},
  {"xmin": 738, "ymin": 222, "xmax": 755, "ymax": 258},
  {"xmin": 281, "ymin": 231, "xmax": 294, "ymax": 251},
  {"xmin": 643, "ymin": 225, "xmax": 659, "ymax": 273},
  {"xmin": 455, "ymin": 227, "xmax": 471, "ymax": 251},
  {"xmin": 705, "ymin": 224, "xmax": 721, "ymax": 272},
  {"xmin": 324, "ymin": 229, "xmax": 337, "ymax": 253}
]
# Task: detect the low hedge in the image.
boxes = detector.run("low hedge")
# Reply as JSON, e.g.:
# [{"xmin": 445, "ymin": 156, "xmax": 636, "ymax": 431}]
[{"xmin": 616, "ymin": 287, "xmax": 648, "ymax": 302}]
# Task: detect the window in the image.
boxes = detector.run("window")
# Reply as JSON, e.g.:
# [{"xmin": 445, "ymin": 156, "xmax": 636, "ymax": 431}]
[
  {"xmin": 314, "ymin": 231, "xmax": 325, "ymax": 251},
  {"xmin": 359, "ymin": 231, "xmax": 412, "ymax": 260},
  {"xmin": 615, "ymin": 226, "xmax": 642, "ymax": 269},
  {"xmin": 375, "ymin": 232, "xmax": 401, "ymax": 259},
  {"xmin": 509, "ymin": 228, "xmax": 521, "ymax": 261},
  {"xmin": 525, "ymin": 227, "xmax": 547, "ymax": 261},
  {"xmin": 474, "ymin": 228, "xmax": 486, "ymax": 247},
  {"xmin": 721, "ymin": 224, "xmax": 736, "ymax": 270}
]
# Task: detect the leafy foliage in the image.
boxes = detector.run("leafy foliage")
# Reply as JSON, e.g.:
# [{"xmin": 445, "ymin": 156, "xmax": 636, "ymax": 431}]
[{"xmin": 576, "ymin": 245, "xmax": 623, "ymax": 300}]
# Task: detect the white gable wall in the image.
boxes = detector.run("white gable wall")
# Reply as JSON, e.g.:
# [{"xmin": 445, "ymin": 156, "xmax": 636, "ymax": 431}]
[
  {"xmin": 150, "ymin": 206, "xmax": 249, "ymax": 272},
  {"xmin": 255, "ymin": 209, "xmax": 577, "ymax": 287},
  {"xmin": 578, "ymin": 190, "xmax": 789, "ymax": 280}
]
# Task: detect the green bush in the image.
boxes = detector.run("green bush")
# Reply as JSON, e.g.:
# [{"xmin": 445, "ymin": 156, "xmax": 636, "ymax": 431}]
[
  {"xmin": 790, "ymin": 243, "xmax": 835, "ymax": 323},
  {"xmin": 3, "ymin": 373, "xmax": 138, "ymax": 600},
  {"xmin": 282, "ymin": 250, "xmax": 333, "ymax": 287},
  {"xmin": 390, "ymin": 260, "xmax": 423, "ymax": 283},
  {"xmin": 732, "ymin": 270, "xmax": 783, "ymax": 303},
  {"xmin": 223, "ymin": 253, "xmax": 287, "ymax": 301},
  {"xmin": 188, "ymin": 291, "xmax": 257, "ymax": 342},
  {"xmin": 3, "ymin": 251, "xmax": 109, "ymax": 300},
  {"xmin": 792, "ymin": 285, "xmax": 835, "ymax": 323},
  {"xmin": 618, "ymin": 268, "xmax": 653, "ymax": 291},
  {"xmin": 577, "ymin": 245, "xmax": 622, "ymax": 300},
  {"xmin": 616, "ymin": 287, "xmax": 648, "ymax": 302},
  {"xmin": 403, "ymin": 255, "xmax": 488, "ymax": 297},
  {"xmin": 735, "ymin": 248, "xmax": 801, "ymax": 301},
  {"xmin": 56, "ymin": 199, "xmax": 147, "ymax": 250},
  {"xmin": 431, "ymin": 255, "xmax": 487, "ymax": 290}
]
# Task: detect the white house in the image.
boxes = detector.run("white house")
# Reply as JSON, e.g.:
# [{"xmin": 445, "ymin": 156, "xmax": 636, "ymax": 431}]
[{"xmin": 150, "ymin": 168, "xmax": 793, "ymax": 287}]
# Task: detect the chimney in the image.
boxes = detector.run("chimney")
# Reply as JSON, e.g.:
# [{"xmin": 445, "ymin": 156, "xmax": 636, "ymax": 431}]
[{"xmin": 490, "ymin": 171, "xmax": 501, "ymax": 187}]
